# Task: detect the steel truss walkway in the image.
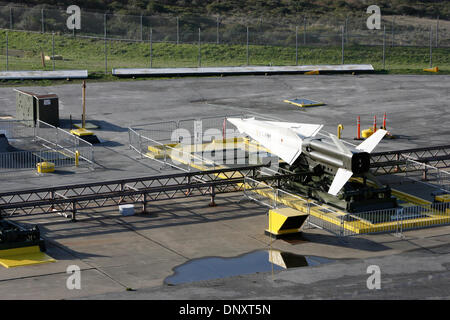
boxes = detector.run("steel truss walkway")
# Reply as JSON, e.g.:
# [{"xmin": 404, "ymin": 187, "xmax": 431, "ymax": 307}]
[
  {"xmin": 370, "ymin": 145, "xmax": 450, "ymax": 175},
  {"xmin": 0, "ymin": 164, "xmax": 305, "ymax": 220}
]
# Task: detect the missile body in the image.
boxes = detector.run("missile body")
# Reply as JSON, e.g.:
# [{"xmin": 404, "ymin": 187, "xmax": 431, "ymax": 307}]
[
  {"xmin": 301, "ymin": 139, "xmax": 371, "ymax": 175},
  {"xmin": 227, "ymin": 117, "xmax": 386, "ymax": 196}
]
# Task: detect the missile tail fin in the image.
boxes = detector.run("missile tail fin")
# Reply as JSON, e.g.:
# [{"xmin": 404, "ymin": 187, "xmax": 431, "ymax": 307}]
[
  {"xmin": 356, "ymin": 129, "xmax": 387, "ymax": 153},
  {"xmin": 329, "ymin": 134, "xmax": 352, "ymax": 156},
  {"xmin": 328, "ymin": 168, "xmax": 353, "ymax": 196}
]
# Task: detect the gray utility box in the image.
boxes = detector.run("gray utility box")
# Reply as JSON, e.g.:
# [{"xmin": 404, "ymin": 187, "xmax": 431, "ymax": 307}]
[{"xmin": 15, "ymin": 89, "xmax": 59, "ymax": 127}]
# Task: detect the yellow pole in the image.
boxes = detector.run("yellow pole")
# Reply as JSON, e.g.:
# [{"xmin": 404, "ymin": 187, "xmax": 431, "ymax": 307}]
[
  {"xmin": 82, "ymin": 80, "xmax": 86, "ymax": 129},
  {"xmin": 75, "ymin": 150, "xmax": 79, "ymax": 167},
  {"xmin": 337, "ymin": 124, "xmax": 344, "ymax": 139}
]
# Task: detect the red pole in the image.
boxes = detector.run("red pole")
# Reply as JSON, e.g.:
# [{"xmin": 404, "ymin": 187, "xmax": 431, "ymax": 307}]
[
  {"xmin": 373, "ymin": 115, "xmax": 377, "ymax": 133},
  {"xmin": 383, "ymin": 112, "xmax": 387, "ymax": 129},
  {"xmin": 357, "ymin": 116, "xmax": 361, "ymax": 139}
]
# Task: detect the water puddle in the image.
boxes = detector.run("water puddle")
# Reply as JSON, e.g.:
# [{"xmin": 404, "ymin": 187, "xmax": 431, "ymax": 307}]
[{"xmin": 164, "ymin": 249, "xmax": 333, "ymax": 285}]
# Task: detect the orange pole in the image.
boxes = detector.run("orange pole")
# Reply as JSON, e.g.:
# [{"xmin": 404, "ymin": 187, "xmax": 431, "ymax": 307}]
[
  {"xmin": 373, "ymin": 115, "xmax": 377, "ymax": 133},
  {"xmin": 383, "ymin": 112, "xmax": 387, "ymax": 129},
  {"xmin": 357, "ymin": 116, "xmax": 361, "ymax": 139}
]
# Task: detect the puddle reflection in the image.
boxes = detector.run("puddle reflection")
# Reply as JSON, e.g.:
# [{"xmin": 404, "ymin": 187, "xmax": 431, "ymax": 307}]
[{"xmin": 164, "ymin": 249, "xmax": 333, "ymax": 285}]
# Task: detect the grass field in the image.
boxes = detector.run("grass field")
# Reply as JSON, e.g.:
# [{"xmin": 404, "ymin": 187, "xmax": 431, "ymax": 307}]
[{"xmin": 0, "ymin": 29, "xmax": 449, "ymax": 85}]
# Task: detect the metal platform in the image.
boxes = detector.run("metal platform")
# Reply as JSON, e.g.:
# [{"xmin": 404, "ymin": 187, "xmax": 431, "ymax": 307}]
[
  {"xmin": 0, "ymin": 70, "xmax": 88, "ymax": 80},
  {"xmin": 0, "ymin": 164, "xmax": 304, "ymax": 219},
  {"xmin": 112, "ymin": 64, "xmax": 375, "ymax": 77},
  {"xmin": 370, "ymin": 145, "xmax": 450, "ymax": 175}
]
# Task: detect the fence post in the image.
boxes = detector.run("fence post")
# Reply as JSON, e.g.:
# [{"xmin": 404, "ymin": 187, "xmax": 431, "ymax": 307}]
[
  {"xmin": 345, "ymin": 16, "xmax": 348, "ymax": 43},
  {"xmin": 341, "ymin": 25, "xmax": 344, "ymax": 64},
  {"xmin": 140, "ymin": 15, "xmax": 143, "ymax": 42},
  {"xmin": 383, "ymin": 25, "xmax": 386, "ymax": 70},
  {"xmin": 41, "ymin": 8, "xmax": 45, "ymax": 33},
  {"xmin": 436, "ymin": 16, "xmax": 439, "ymax": 48},
  {"xmin": 9, "ymin": 6, "xmax": 12, "ymax": 30},
  {"xmin": 198, "ymin": 28, "xmax": 201, "ymax": 67},
  {"xmin": 176, "ymin": 16, "xmax": 179, "ymax": 44},
  {"xmin": 5, "ymin": 32, "xmax": 8, "ymax": 71},
  {"xmin": 55, "ymin": 125, "xmax": 59, "ymax": 146},
  {"xmin": 104, "ymin": 13, "xmax": 107, "ymax": 75},
  {"xmin": 216, "ymin": 16, "xmax": 220, "ymax": 44},
  {"xmin": 246, "ymin": 26, "xmax": 249, "ymax": 66},
  {"xmin": 391, "ymin": 17, "xmax": 395, "ymax": 47},
  {"xmin": 295, "ymin": 25, "xmax": 298, "ymax": 65},
  {"xmin": 139, "ymin": 133, "xmax": 143, "ymax": 159},
  {"xmin": 149, "ymin": 28, "xmax": 153, "ymax": 68},
  {"xmin": 429, "ymin": 25, "xmax": 433, "ymax": 68},
  {"xmin": 52, "ymin": 32, "xmax": 55, "ymax": 71},
  {"xmin": 303, "ymin": 16, "xmax": 306, "ymax": 45}
]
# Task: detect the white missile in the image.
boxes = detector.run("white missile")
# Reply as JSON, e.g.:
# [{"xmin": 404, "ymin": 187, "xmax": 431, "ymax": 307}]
[{"xmin": 228, "ymin": 117, "xmax": 387, "ymax": 196}]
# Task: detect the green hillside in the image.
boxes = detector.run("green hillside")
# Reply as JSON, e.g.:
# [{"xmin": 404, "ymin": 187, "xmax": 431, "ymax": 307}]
[{"xmin": 7, "ymin": 1, "xmax": 450, "ymax": 19}]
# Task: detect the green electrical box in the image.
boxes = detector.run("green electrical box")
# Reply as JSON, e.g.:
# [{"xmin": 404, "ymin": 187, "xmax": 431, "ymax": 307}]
[{"xmin": 15, "ymin": 89, "xmax": 59, "ymax": 127}]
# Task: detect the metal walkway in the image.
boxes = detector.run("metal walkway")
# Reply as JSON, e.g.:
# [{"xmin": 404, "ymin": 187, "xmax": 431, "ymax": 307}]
[
  {"xmin": 0, "ymin": 164, "xmax": 304, "ymax": 220},
  {"xmin": 370, "ymin": 145, "xmax": 450, "ymax": 175}
]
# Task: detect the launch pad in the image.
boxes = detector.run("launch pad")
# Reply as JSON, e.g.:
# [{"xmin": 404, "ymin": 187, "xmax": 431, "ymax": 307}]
[{"xmin": 137, "ymin": 126, "xmax": 449, "ymax": 236}]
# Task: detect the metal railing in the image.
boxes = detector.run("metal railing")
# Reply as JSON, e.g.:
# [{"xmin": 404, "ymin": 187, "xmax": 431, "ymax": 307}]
[
  {"xmin": 34, "ymin": 120, "xmax": 94, "ymax": 164},
  {"xmin": 0, "ymin": 146, "xmax": 84, "ymax": 173},
  {"xmin": 0, "ymin": 119, "xmax": 94, "ymax": 174},
  {"xmin": 243, "ymin": 176, "xmax": 450, "ymax": 237},
  {"xmin": 129, "ymin": 114, "xmax": 250, "ymax": 170},
  {"xmin": 404, "ymin": 158, "xmax": 450, "ymax": 192},
  {"xmin": 346, "ymin": 202, "xmax": 450, "ymax": 235},
  {"xmin": 0, "ymin": 119, "xmax": 35, "ymax": 139}
]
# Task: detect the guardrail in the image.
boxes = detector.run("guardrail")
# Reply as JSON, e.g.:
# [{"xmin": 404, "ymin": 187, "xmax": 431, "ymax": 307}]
[
  {"xmin": 404, "ymin": 158, "xmax": 450, "ymax": 192},
  {"xmin": 0, "ymin": 119, "xmax": 35, "ymax": 139},
  {"xmin": 0, "ymin": 146, "xmax": 89, "ymax": 173},
  {"xmin": 0, "ymin": 120, "xmax": 94, "ymax": 174},
  {"xmin": 243, "ymin": 176, "xmax": 450, "ymax": 237}
]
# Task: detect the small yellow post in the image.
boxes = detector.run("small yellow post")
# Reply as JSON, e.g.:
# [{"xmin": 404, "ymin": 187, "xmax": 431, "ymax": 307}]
[
  {"xmin": 75, "ymin": 150, "xmax": 80, "ymax": 167},
  {"xmin": 337, "ymin": 124, "xmax": 344, "ymax": 139}
]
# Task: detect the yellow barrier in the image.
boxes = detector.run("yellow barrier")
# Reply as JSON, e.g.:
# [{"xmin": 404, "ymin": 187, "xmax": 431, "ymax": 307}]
[
  {"xmin": 266, "ymin": 207, "xmax": 309, "ymax": 237},
  {"xmin": 436, "ymin": 194, "xmax": 450, "ymax": 203},
  {"xmin": 0, "ymin": 246, "xmax": 56, "ymax": 268},
  {"xmin": 70, "ymin": 128, "xmax": 94, "ymax": 137},
  {"xmin": 36, "ymin": 162, "xmax": 55, "ymax": 173}
]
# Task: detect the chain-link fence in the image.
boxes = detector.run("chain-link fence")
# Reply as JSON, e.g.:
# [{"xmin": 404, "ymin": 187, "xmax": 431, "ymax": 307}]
[{"xmin": 0, "ymin": 5, "xmax": 448, "ymax": 73}]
